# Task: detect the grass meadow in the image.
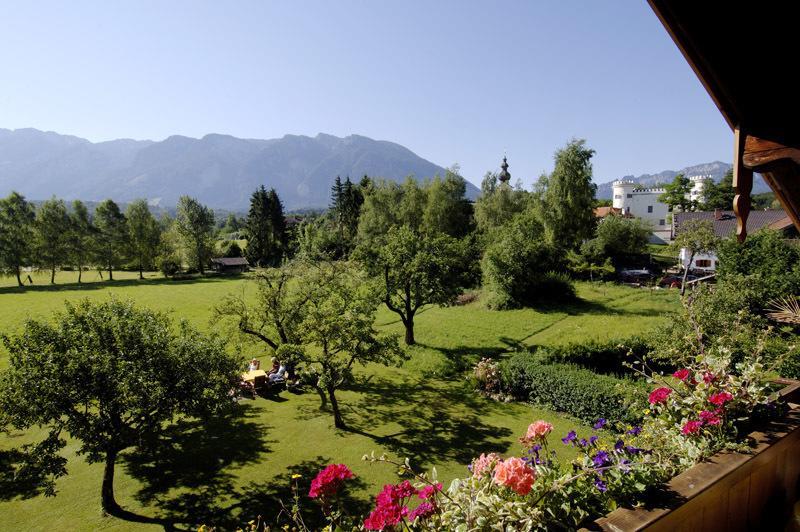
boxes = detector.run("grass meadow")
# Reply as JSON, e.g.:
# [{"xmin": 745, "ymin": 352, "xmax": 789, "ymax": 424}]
[{"xmin": 0, "ymin": 271, "xmax": 679, "ymax": 530}]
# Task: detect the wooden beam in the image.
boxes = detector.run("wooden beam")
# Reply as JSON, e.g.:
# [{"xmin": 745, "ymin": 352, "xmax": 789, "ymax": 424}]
[
  {"xmin": 743, "ymin": 136, "xmax": 800, "ymax": 169},
  {"xmin": 733, "ymin": 126, "xmax": 753, "ymax": 243}
]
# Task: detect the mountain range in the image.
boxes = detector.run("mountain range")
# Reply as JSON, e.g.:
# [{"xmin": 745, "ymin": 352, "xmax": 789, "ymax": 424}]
[
  {"xmin": 595, "ymin": 161, "xmax": 769, "ymax": 199},
  {"xmin": 0, "ymin": 128, "xmax": 477, "ymax": 210}
]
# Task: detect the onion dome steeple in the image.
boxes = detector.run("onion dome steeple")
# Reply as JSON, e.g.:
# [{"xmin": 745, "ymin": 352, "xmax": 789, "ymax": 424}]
[{"xmin": 499, "ymin": 156, "xmax": 511, "ymax": 184}]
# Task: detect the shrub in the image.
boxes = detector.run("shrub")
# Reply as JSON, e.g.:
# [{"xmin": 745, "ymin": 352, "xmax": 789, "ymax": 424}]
[
  {"xmin": 535, "ymin": 337, "xmax": 652, "ymax": 375},
  {"xmin": 158, "ymin": 253, "xmax": 182, "ymax": 277},
  {"xmin": 471, "ymin": 357, "xmax": 501, "ymax": 394},
  {"xmin": 481, "ymin": 209, "xmax": 572, "ymax": 309},
  {"xmin": 500, "ymin": 353, "xmax": 646, "ymax": 424}
]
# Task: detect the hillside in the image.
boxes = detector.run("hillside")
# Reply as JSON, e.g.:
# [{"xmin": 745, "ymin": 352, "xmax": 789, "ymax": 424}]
[{"xmin": 0, "ymin": 128, "xmax": 478, "ymax": 210}]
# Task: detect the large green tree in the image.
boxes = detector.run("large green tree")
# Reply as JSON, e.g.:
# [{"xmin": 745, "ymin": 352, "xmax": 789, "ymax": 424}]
[
  {"xmin": 291, "ymin": 262, "xmax": 404, "ymax": 428},
  {"xmin": 473, "ymin": 172, "xmax": 528, "ymax": 237},
  {"xmin": 0, "ymin": 299, "xmax": 239, "ymax": 515},
  {"xmin": 126, "ymin": 199, "xmax": 161, "ymax": 279},
  {"xmin": 175, "ymin": 196, "xmax": 215, "ymax": 274},
  {"xmin": 68, "ymin": 200, "xmax": 95, "ymax": 284},
  {"xmin": 359, "ymin": 225, "xmax": 467, "ymax": 345},
  {"xmin": 94, "ymin": 199, "xmax": 129, "ymax": 281},
  {"xmin": 422, "ymin": 169, "xmax": 474, "ymax": 238},
  {"xmin": 659, "ymin": 174, "xmax": 696, "ymax": 213},
  {"xmin": 245, "ymin": 186, "xmax": 286, "ymax": 267},
  {"xmin": 701, "ymin": 170, "xmax": 736, "ymax": 210},
  {"xmin": 34, "ymin": 197, "xmax": 71, "ymax": 284},
  {"xmin": 537, "ymin": 139, "xmax": 597, "ymax": 249},
  {"xmin": 0, "ymin": 192, "xmax": 36, "ymax": 286},
  {"xmin": 593, "ymin": 215, "xmax": 651, "ymax": 262}
]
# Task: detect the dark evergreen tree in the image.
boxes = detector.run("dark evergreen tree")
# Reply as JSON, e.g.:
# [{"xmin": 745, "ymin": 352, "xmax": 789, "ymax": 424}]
[
  {"xmin": 245, "ymin": 186, "xmax": 272, "ymax": 267},
  {"xmin": 266, "ymin": 188, "xmax": 287, "ymax": 266},
  {"xmin": 94, "ymin": 199, "xmax": 129, "ymax": 281}
]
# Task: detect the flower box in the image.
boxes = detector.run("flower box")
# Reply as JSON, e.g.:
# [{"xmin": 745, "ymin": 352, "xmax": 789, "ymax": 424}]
[{"xmin": 590, "ymin": 379, "xmax": 800, "ymax": 531}]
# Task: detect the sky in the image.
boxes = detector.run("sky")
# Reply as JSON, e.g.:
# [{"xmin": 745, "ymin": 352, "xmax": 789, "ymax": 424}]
[{"xmin": 0, "ymin": 1, "xmax": 731, "ymax": 188}]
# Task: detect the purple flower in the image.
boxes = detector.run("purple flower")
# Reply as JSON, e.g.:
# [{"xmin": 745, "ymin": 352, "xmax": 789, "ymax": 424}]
[
  {"xmin": 592, "ymin": 451, "xmax": 609, "ymax": 467},
  {"xmin": 625, "ymin": 446, "xmax": 642, "ymax": 455},
  {"xmin": 593, "ymin": 418, "xmax": 606, "ymax": 430},
  {"xmin": 619, "ymin": 459, "xmax": 631, "ymax": 473},
  {"xmin": 614, "ymin": 440, "xmax": 624, "ymax": 452},
  {"xmin": 594, "ymin": 479, "xmax": 608, "ymax": 492},
  {"xmin": 561, "ymin": 430, "xmax": 577, "ymax": 445},
  {"xmin": 589, "ymin": 435, "xmax": 599, "ymax": 445},
  {"xmin": 626, "ymin": 426, "xmax": 642, "ymax": 436},
  {"xmin": 578, "ymin": 438, "xmax": 588, "ymax": 447}
]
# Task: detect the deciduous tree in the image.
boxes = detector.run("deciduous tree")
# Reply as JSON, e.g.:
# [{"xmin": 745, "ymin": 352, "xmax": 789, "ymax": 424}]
[
  {"xmin": 0, "ymin": 192, "xmax": 36, "ymax": 286},
  {"xmin": 659, "ymin": 174, "xmax": 696, "ymax": 213},
  {"xmin": 0, "ymin": 299, "xmax": 239, "ymax": 515},
  {"xmin": 126, "ymin": 199, "xmax": 161, "ymax": 279},
  {"xmin": 93, "ymin": 199, "xmax": 129, "ymax": 281},
  {"xmin": 33, "ymin": 197, "xmax": 71, "ymax": 284},
  {"xmin": 68, "ymin": 200, "xmax": 94, "ymax": 284},
  {"xmin": 671, "ymin": 219, "xmax": 718, "ymax": 295},
  {"xmin": 175, "ymin": 196, "xmax": 215, "ymax": 274}
]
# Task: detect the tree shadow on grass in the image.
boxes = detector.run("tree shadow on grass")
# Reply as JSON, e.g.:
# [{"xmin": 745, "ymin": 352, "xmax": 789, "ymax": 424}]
[
  {"xmin": 121, "ymin": 402, "xmax": 273, "ymax": 528},
  {"xmin": 0, "ymin": 274, "xmax": 236, "ymax": 296},
  {"xmin": 341, "ymin": 375, "xmax": 512, "ymax": 469}
]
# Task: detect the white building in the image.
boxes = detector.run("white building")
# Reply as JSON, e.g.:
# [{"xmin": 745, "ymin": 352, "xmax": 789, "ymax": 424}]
[{"xmin": 611, "ymin": 176, "xmax": 710, "ymax": 243}]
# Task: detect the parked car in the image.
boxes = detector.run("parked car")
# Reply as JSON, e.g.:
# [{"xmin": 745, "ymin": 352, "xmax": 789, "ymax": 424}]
[
  {"xmin": 658, "ymin": 273, "xmax": 698, "ymax": 288},
  {"xmin": 619, "ymin": 268, "xmax": 654, "ymax": 284}
]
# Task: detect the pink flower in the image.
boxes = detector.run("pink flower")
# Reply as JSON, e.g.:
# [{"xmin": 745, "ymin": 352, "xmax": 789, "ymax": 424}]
[
  {"xmin": 365, "ymin": 482, "xmax": 416, "ymax": 530},
  {"xmin": 308, "ymin": 464, "xmax": 354, "ymax": 498},
  {"xmin": 681, "ymin": 420, "xmax": 703, "ymax": 435},
  {"xmin": 418, "ymin": 483, "xmax": 442, "ymax": 500},
  {"xmin": 702, "ymin": 372, "xmax": 716, "ymax": 384},
  {"xmin": 520, "ymin": 420, "xmax": 554, "ymax": 447},
  {"xmin": 672, "ymin": 369, "xmax": 691, "ymax": 381},
  {"xmin": 699, "ymin": 410, "xmax": 722, "ymax": 426},
  {"xmin": 471, "ymin": 452, "xmax": 501, "ymax": 477},
  {"xmin": 493, "ymin": 457, "xmax": 536, "ymax": 496},
  {"xmin": 408, "ymin": 501, "xmax": 437, "ymax": 521},
  {"xmin": 648, "ymin": 387, "xmax": 672, "ymax": 404},
  {"xmin": 708, "ymin": 392, "xmax": 733, "ymax": 406}
]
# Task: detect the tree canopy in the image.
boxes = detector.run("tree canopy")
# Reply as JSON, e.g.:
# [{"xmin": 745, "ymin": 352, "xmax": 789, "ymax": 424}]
[
  {"xmin": 126, "ymin": 199, "xmax": 161, "ymax": 279},
  {"xmin": 175, "ymin": 196, "xmax": 215, "ymax": 274},
  {"xmin": 0, "ymin": 299, "xmax": 239, "ymax": 514},
  {"xmin": 93, "ymin": 199, "xmax": 129, "ymax": 281},
  {"xmin": 658, "ymin": 174, "xmax": 696, "ymax": 213},
  {"xmin": 0, "ymin": 192, "xmax": 36, "ymax": 286}
]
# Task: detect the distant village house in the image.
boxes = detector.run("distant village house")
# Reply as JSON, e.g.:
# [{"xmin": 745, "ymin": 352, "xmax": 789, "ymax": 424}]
[{"xmin": 210, "ymin": 257, "xmax": 250, "ymax": 274}]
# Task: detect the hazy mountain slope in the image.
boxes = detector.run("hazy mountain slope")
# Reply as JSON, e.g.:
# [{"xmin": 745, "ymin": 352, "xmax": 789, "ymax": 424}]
[{"xmin": 0, "ymin": 128, "xmax": 475, "ymax": 210}]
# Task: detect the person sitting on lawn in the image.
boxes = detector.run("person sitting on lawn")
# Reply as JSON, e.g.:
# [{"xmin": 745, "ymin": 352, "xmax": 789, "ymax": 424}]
[
  {"xmin": 248, "ymin": 358, "xmax": 260, "ymax": 371},
  {"xmin": 269, "ymin": 361, "xmax": 287, "ymax": 383},
  {"xmin": 267, "ymin": 357, "xmax": 280, "ymax": 375}
]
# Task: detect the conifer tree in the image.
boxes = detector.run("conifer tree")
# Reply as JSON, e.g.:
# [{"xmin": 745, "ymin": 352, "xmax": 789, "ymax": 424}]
[
  {"xmin": 68, "ymin": 200, "xmax": 94, "ymax": 284},
  {"xmin": 94, "ymin": 199, "xmax": 129, "ymax": 281},
  {"xmin": 245, "ymin": 186, "xmax": 272, "ymax": 268}
]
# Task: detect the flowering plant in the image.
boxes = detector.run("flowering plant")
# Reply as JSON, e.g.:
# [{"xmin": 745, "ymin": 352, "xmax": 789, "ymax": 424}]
[{"xmin": 471, "ymin": 357, "xmax": 501, "ymax": 395}]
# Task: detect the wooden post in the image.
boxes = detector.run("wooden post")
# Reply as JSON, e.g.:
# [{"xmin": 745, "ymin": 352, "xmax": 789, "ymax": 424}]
[{"xmin": 733, "ymin": 126, "xmax": 753, "ymax": 243}]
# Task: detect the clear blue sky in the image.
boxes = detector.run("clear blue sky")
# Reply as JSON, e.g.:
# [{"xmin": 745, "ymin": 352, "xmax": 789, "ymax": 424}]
[{"xmin": 0, "ymin": 0, "xmax": 731, "ymax": 187}]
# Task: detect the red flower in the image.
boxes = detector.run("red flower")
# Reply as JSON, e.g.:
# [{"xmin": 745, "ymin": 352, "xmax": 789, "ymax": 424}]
[
  {"xmin": 702, "ymin": 372, "xmax": 716, "ymax": 384},
  {"xmin": 648, "ymin": 387, "xmax": 672, "ymax": 404},
  {"xmin": 681, "ymin": 420, "xmax": 703, "ymax": 435},
  {"xmin": 708, "ymin": 392, "xmax": 733, "ymax": 406},
  {"xmin": 408, "ymin": 501, "xmax": 437, "ymax": 521},
  {"xmin": 699, "ymin": 410, "xmax": 722, "ymax": 426},
  {"xmin": 364, "ymin": 481, "xmax": 418, "ymax": 530},
  {"xmin": 418, "ymin": 483, "xmax": 442, "ymax": 500},
  {"xmin": 672, "ymin": 369, "xmax": 691, "ymax": 381},
  {"xmin": 308, "ymin": 464, "xmax": 354, "ymax": 498}
]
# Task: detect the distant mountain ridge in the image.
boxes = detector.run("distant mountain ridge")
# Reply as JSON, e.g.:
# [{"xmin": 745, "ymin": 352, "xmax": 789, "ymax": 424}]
[
  {"xmin": 0, "ymin": 128, "xmax": 478, "ymax": 210},
  {"xmin": 595, "ymin": 161, "xmax": 769, "ymax": 199}
]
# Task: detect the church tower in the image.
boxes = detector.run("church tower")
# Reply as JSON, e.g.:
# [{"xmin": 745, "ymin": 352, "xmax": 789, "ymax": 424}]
[{"xmin": 499, "ymin": 156, "xmax": 511, "ymax": 184}]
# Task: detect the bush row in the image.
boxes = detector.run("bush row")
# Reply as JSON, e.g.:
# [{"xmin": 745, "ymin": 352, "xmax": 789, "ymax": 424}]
[
  {"xmin": 500, "ymin": 352, "xmax": 647, "ymax": 424},
  {"xmin": 533, "ymin": 337, "xmax": 652, "ymax": 376}
]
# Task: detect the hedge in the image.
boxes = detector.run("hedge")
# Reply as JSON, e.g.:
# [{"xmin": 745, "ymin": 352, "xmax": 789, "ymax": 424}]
[
  {"xmin": 533, "ymin": 337, "xmax": 652, "ymax": 376},
  {"xmin": 500, "ymin": 352, "xmax": 647, "ymax": 425}
]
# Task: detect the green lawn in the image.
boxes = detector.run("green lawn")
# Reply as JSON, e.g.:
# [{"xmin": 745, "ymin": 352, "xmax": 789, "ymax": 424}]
[{"xmin": 0, "ymin": 271, "xmax": 679, "ymax": 531}]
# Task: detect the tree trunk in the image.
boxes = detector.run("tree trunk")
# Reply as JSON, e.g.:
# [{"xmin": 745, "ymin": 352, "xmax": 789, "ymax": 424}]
[
  {"xmin": 680, "ymin": 251, "xmax": 694, "ymax": 296},
  {"xmin": 101, "ymin": 449, "xmax": 121, "ymax": 516},
  {"xmin": 139, "ymin": 262, "xmax": 144, "ymax": 280},
  {"xmin": 108, "ymin": 265, "xmax": 113, "ymax": 281},
  {"xmin": 15, "ymin": 266, "xmax": 22, "ymax": 287},
  {"xmin": 314, "ymin": 384, "xmax": 328, "ymax": 409},
  {"xmin": 327, "ymin": 385, "xmax": 345, "ymax": 429},
  {"xmin": 404, "ymin": 320, "xmax": 415, "ymax": 346},
  {"xmin": 78, "ymin": 266, "xmax": 82, "ymax": 284},
  {"xmin": 51, "ymin": 264, "xmax": 56, "ymax": 284}
]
